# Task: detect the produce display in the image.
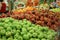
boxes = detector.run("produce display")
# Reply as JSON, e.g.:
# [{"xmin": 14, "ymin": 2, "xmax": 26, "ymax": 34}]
[
  {"xmin": 0, "ymin": 13, "xmax": 11, "ymax": 18},
  {"xmin": 0, "ymin": 13, "xmax": 7, "ymax": 18},
  {"xmin": 26, "ymin": 0, "xmax": 39, "ymax": 6},
  {"xmin": 39, "ymin": 3, "xmax": 49, "ymax": 10},
  {"xmin": 50, "ymin": 8, "xmax": 60, "ymax": 12},
  {"xmin": 11, "ymin": 10, "xmax": 60, "ymax": 31},
  {"xmin": 12, "ymin": 6, "xmax": 37, "ymax": 14},
  {"xmin": 0, "ymin": 17, "xmax": 56, "ymax": 40},
  {"xmin": 0, "ymin": 0, "xmax": 60, "ymax": 40}
]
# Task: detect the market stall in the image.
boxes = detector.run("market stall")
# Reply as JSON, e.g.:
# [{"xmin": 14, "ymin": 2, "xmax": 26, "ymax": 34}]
[{"xmin": 0, "ymin": 0, "xmax": 60, "ymax": 40}]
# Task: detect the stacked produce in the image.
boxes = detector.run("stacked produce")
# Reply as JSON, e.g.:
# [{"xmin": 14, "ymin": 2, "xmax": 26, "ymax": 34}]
[
  {"xmin": 50, "ymin": 8, "xmax": 60, "ymax": 12},
  {"xmin": 0, "ymin": 13, "xmax": 7, "ymax": 18},
  {"xmin": 39, "ymin": 3, "xmax": 49, "ymax": 10},
  {"xmin": 0, "ymin": 12, "xmax": 11, "ymax": 18},
  {"xmin": 0, "ymin": 9, "xmax": 60, "ymax": 31},
  {"xmin": 0, "ymin": 17, "xmax": 56, "ymax": 40},
  {"xmin": 12, "ymin": 6, "xmax": 37, "ymax": 14},
  {"xmin": 11, "ymin": 10, "xmax": 60, "ymax": 31}
]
